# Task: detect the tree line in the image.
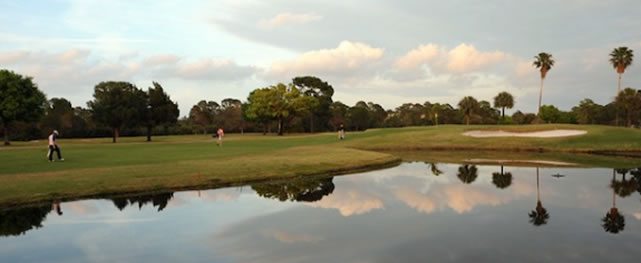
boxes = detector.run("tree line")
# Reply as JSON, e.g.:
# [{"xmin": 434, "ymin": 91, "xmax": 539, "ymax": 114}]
[{"xmin": 0, "ymin": 46, "xmax": 637, "ymax": 144}]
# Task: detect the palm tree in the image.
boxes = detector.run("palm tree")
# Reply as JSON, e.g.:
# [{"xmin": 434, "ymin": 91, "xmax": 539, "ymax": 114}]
[
  {"xmin": 492, "ymin": 165, "xmax": 513, "ymax": 189},
  {"xmin": 457, "ymin": 164, "xmax": 478, "ymax": 184},
  {"xmin": 609, "ymin": 47, "xmax": 634, "ymax": 95},
  {"xmin": 458, "ymin": 96, "xmax": 479, "ymax": 125},
  {"xmin": 529, "ymin": 167, "xmax": 549, "ymax": 226},
  {"xmin": 603, "ymin": 169, "xmax": 626, "ymax": 234},
  {"xmin": 533, "ymin": 52, "xmax": 555, "ymax": 116},
  {"xmin": 493, "ymin": 92, "xmax": 515, "ymax": 119}
]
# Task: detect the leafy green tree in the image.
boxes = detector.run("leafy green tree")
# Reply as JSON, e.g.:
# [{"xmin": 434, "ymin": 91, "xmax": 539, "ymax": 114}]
[
  {"xmin": 189, "ymin": 100, "xmax": 219, "ymax": 134},
  {"xmin": 492, "ymin": 166, "xmax": 513, "ymax": 189},
  {"xmin": 347, "ymin": 102, "xmax": 370, "ymax": 131},
  {"xmin": 245, "ymin": 88, "xmax": 273, "ymax": 134},
  {"xmin": 478, "ymin": 100, "xmax": 500, "ymax": 124},
  {"xmin": 572, "ymin": 99, "xmax": 603, "ymax": 124},
  {"xmin": 614, "ymin": 87, "xmax": 641, "ymax": 127},
  {"xmin": 533, "ymin": 52, "xmax": 555, "ymax": 115},
  {"xmin": 218, "ymin": 98, "xmax": 244, "ymax": 133},
  {"xmin": 293, "ymin": 76, "xmax": 334, "ymax": 132},
  {"xmin": 145, "ymin": 82, "xmax": 179, "ymax": 141},
  {"xmin": 539, "ymin": 105, "xmax": 561, "ymax": 123},
  {"xmin": 457, "ymin": 96, "xmax": 479, "ymax": 125},
  {"xmin": 329, "ymin": 101, "xmax": 349, "ymax": 131},
  {"xmin": 0, "ymin": 69, "xmax": 47, "ymax": 145},
  {"xmin": 493, "ymin": 91, "xmax": 514, "ymax": 119},
  {"xmin": 367, "ymin": 102, "xmax": 387, "ymax": 128},
  {"xmin": 609, "ymin": 47, "xmax": 634, "ymax": 95},
  {"xmin": 88, "ymin": 81, "xmax": 147, "ymax": 143},
  {"xmin": 395, "ymin": 103, "xmax": 425, "ymax": 126},
  {"xmin": 245, "ymin": 83, "xmax": 316, "ymax": 135},
  {"xmin": 40, "ymin": 98, "xmax": 74, "ymax": 136},
  {"xmin": 457, "ymin": 164, "xmax": 478, "ymax": 184}
]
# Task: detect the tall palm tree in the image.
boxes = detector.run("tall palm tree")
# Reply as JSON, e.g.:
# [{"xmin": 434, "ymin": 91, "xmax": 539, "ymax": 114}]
[
  {"xmin": 493, "ymin": 92, "xmax": 515, "ymax": 119},
  {"xmin": 533, "ymin": 52, "xmax": 555, "ymax": 116},
  {"xmin": 457, "ymin": 164, "xmax": 478, "ymax": 184},
  {"xmin": 529, "ymin": 167, "xmax": 549, "ymax": 226},
  {"xmin": 458, "ymin": 96, "xmax": 479, "ymax": 125},
  {"xmin": 492, "ymin": 165, "xmax": 513, "ymax": 189},
  {"xmin": 609, "ymin": 47, "xmax": 634, "ymax": 95},
  {"xmin": 603, "ymin": 169, "xmax": 625, "ymax": 234}
]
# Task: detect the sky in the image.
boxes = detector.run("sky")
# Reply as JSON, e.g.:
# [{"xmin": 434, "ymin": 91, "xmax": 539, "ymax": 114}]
[{"xmin": 2, "ymin": 0, "xmax": 641, "ymax": 117}]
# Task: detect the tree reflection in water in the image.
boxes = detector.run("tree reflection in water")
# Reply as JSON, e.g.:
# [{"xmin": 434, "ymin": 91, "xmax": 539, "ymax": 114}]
[
  {"xmin": 603, "ymin": 169, "xmax": 625, "ymax": 234},
  {"xmin": 611, "ymin": 168, "xmax": 638, "ymax": 198},
  {"xmin": 110, "ymin": 192, "xmax": 174, "ymax": 212},
  {"xmin": 0, "ymin": 204, "xmax": 52, "ymax": 237},
  {"xmin": 251, "ymin": 177, "xmax": 335, "ymax": 202},
  {"xmin": 427, "ymin": 163, "xmax": 443, "ymax": 176},
  {"xmin": 529, "ymin": 167, "xmax": 549, "ymax": 226},
  {"xmin": 492, "ymin": 165, "xmax": 513, "ymax": 189},
  {"xmin": 457, "ymin": 164, "xmax": 478, "ymax": 184}
]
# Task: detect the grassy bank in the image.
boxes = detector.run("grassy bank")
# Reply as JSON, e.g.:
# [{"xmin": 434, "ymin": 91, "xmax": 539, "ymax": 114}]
[
  {"xmin": 2, "ymin": 124, "xmax": 641, "ymax": 207},
  {"xmin": 345, "ymin": 124, "xmax": 641, "ymax": 153}
]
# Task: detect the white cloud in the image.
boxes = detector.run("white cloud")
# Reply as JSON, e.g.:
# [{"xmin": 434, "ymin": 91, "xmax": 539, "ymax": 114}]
[
  {"xmin": 258, "ymin": 13, "xmax": 322, "ymax": 29},
  {"xmin": 394, "ymin": 44, "xmax": 440, "ymax": 70},
  {"xmin": 307, "ymin": 189, "xmax": 384, "ymax": 216},
  {"xmin": 446, "ymin": 43, "xmax": 506, "ymax": 73},
  {"xmin": 143, "ymin": 54, "xmax": 181, "ymax": 66},
  {"xmin": 266, "ymin": 40, "xmax": 384, "ymax": 79}
]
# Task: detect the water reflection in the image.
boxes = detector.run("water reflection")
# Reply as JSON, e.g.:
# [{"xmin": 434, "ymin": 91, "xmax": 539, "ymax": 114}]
[
  {"xmin": 3, "ymin": 163, "xmax": 641, "ymax": 262},
  {"xmin": 427, "ymin": 163, "xmax": 443, "ymax": 176},
  {"xmin": 492, "ymin": 165, "xmax": 513, "ymax": 189},
  {"xmin": 456, "ymin": 164, "xmax": 478, "ymax": 184},
  {"xmin": 603, "ymin": 170, "xmax": 626, "ymax": 234},
  {"xmin": 0, "ymin": 205, "xmax": 50, "ymax": 237},
  {"xmin": 529, "ymin": 167, "xmax": 550, "ymax": 226},
  {"xmin": 251, "ymin": 177, "xmax": 335, "ymax": 202},
  {"xmin": 110, "ymin": 192, "xmax": 174, "ymax": 212}
]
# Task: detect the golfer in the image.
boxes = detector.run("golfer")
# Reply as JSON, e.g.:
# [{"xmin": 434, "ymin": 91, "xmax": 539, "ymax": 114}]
[
  {"xmin": 338, "ymin": 124, "xmax": 345, "ymax": 140},
  {"xmin": 216, "ymin": 127, "xmax": 224, "ymax": 146},
  {"xmin": 47, "ymin": 130, "xmax": 64, "ymax": 162}
]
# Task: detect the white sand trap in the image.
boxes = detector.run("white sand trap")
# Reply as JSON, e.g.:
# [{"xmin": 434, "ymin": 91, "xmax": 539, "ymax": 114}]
[{"xmin": 463, "ymin": 129, "xmax": 587, "ymax": 138}]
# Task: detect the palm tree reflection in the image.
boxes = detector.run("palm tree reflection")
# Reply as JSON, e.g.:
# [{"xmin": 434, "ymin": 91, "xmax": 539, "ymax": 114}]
[
  {"xmin": 492, "ymin": 165, "xmax": 513, "ymax": 189},
  {"xmin": 457, "ymin": 164, "xmax": 478, "ymax": 184},
  {"xmin": 602, "ymin": 169, "xmax": 625, "ymax": 234},
  {"xmin": 529, "ymin": 167, "xmax": 549, "ymax": 226}
]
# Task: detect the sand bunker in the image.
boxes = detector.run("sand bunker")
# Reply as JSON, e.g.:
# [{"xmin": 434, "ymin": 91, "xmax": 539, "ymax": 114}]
[{"xmin": 463, "ymin": 129, "xmax": 587, "ymax": 138}]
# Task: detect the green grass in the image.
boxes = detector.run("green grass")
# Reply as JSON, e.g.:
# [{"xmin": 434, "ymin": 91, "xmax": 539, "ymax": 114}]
[{"xmin": 3, "ymin": 124, "xmax": 641, "ymax": 207}]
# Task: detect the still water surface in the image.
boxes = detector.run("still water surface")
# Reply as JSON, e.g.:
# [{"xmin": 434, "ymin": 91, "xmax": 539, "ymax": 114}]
[{"xmin": 2, "ymin": 162, "xmax": 641, "ymax": 262}]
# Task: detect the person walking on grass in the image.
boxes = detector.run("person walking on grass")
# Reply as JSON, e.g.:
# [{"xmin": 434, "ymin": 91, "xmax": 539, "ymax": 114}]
[
  {"xmin": 216, "ymin": 127, "xmax": 224, "ymax": 146},
  {"xmin": 338, "ymin": 124, "xmax": 345, "ymax": 140},
  {"xmin": 47, "ymin": 130, "xmax": 64, "ymax": 162}
]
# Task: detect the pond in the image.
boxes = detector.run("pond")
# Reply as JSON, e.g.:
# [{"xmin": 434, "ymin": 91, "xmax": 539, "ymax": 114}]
[{"xmin": 2, "ymin": 162, "xmax": 641, "ymax": 262}]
